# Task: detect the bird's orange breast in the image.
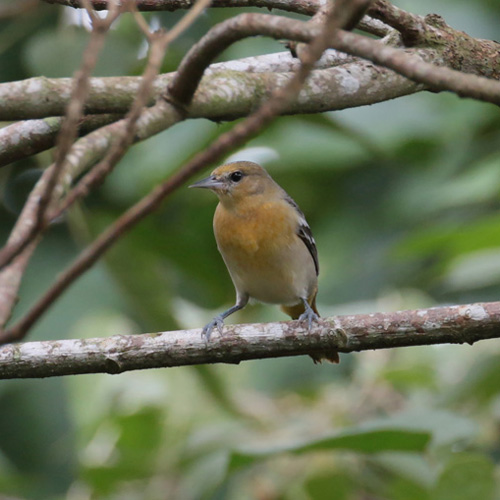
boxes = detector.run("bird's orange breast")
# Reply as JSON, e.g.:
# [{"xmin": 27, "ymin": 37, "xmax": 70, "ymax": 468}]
[
  {"xmin": 212, "ymin": 196, "xmax": 317, "ymax": 306},
  {"xmin": 214, "ymin": 200, "xmax": 295, "ymax": 260}
]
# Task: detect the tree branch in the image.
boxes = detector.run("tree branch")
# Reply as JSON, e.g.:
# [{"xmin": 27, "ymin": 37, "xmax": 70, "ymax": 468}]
[
  {"xmin": 0, "ymin": 2, "xmax": 123, "ymax": 272},
  {"xmin": 1, "ymin": 11, "xmax": 498, "ymax": 123},
  {"xmin": 41, "ymin": 0, "xmax": 321, "ymax": 15},
  {"xmin": 0, "ymin": 301, "xmax": 497, "ymax": 379},
  {"xmin": 0, "ymin": 115, "xmax": 122, "ymax": 168},
  {"xmin": 0, "ymin": 53, "xmax": 421, "ymax": 171},
  {"xmin": 368, "ymin": 0, "xmax": 432, "ymax": 45},
  {"xmin": 331, "ymin": 29, "xmax": 500, "ymax": 106},
  {"xmin": 0, "ymin": 48, "xmax": 393, "ymax": 121}
]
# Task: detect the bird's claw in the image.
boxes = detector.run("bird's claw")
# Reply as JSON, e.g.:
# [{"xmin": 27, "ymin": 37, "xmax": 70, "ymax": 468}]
[
  {"xmin": 298, "ymin": 308, "xmax": 319, "ymax": 331},
  {"xmin": 201, "ymin": 315, "xmax": 225, "ymax": 342}
]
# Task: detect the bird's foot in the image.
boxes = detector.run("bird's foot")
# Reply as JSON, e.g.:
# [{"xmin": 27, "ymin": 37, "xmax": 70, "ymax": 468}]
[
  {"xmin": 298, "ymin": 307, "xmax": 319, "ymax": 331},
  {"xmin": 201, "ymin": 315, "xmax": 225, "ymax": 342}
]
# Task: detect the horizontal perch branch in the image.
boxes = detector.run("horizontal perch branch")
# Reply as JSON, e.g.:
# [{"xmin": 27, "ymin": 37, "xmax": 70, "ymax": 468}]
[{"xmin": 0, "ymin": 301, "xmax": 498, "ymax": 379}]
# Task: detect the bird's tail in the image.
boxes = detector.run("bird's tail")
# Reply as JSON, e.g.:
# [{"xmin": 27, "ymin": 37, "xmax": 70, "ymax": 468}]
[{"xmin": 281, "ymin": 295, "xmax": 340, "ymax": 364}]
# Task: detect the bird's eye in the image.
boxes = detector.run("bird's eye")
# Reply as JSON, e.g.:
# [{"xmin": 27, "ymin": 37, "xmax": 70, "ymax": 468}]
[{"xmin": 230, "ymin": 171, "xmax": 243, "ymax": 183}]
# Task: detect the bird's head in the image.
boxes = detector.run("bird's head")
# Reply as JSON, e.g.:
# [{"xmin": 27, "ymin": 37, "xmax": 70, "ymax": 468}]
[{"xmin": 189, "ymin": 161, "xmax": 277, "ymax": 203}]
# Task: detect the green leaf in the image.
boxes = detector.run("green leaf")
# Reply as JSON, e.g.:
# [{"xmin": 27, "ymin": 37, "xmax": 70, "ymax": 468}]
[
  {"xmin": 192, "ymin": 365, "xmax": 245, "ymax": 418},
  {"xmin": 228, "ymin": 428, "xmax": 431, "ymax": 472},
  {"xmin": 431, "ymin": 453, "xmax": 495, "ymax": 500},
  {"xmin": 305, "ymin": 472, "xmax": 354, "ymax": 500},
  {"xmin": 382, "ymin": 363, "xmax": 437, "ymax": 391},
  {"xmin": 83, "ymin": 406, "xmax": 164, "ymax": 494},
  {"xmin": 373, "ymin": 452, "xmax": 436, "ymax": 488},
  {"xmin": 0, "ymin": 380, "xmax": 76, "ymax": 499},
  {"xmin": 367, "ymin": 410, "xmax": 477, "ymax": 449},
  {"xmin": 388, "ymin": 477, "xmax": 432, "ymax": 500},
  {"xmin": 290, "ymin": 429, "xmax": 431, "ymax": 454},
  {"xmin": 446, "ymin": 354, "xmax": 500, "ymax": 406}
]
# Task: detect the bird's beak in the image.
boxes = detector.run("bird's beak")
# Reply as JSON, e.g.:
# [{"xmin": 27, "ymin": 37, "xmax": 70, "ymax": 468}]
[{"xmin": 189, "ymin": 175, "xmax": 224, "ymax": 190}]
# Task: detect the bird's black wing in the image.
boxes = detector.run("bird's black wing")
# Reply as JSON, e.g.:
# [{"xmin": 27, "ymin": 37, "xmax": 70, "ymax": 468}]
[{"xmin": 284, "ymin": 195, "xmax": 319, "ymax": 276}]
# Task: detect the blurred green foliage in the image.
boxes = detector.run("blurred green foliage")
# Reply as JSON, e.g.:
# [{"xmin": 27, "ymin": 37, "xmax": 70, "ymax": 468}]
[{"xmin": 1, "ymin": 0, "xmax": 500, "ymax": 498}]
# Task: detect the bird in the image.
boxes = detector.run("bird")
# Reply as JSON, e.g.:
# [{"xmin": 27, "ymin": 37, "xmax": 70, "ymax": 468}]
[{"xmin": 189, "ymin": 161, "xmax": 339, "ymax": 364}]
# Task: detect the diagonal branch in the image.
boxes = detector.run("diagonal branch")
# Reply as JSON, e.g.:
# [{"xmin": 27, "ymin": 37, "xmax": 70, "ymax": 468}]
[
  {"xmin": 0, "ymin": 1, "xmax": 123, "ymax": 271},
  {"xmin": 0, "ymin": 99, "xmax": 183, "ymax": 329},
  {"xmin": 0, "ymin": 0, "xmax": 209, "ymax": 325},
  {"xmin": 50, "ymin": 0, "xmax": 212, "ymax": 221},
  {"xmin": 0, "ymin": 301, "xmax": 497, "ymax": 379}
]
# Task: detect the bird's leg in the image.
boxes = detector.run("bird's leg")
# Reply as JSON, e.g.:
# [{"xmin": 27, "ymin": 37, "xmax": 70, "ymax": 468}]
[
  {"xmin": 298, "ymin": 298, "xmax": 319, "ymax": 331},
  {"xmin": 202, "ymin": 295, "xmax": 248, "ymax": 341}
]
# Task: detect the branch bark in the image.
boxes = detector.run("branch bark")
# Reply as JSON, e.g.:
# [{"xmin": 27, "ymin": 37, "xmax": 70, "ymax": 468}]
[
  {"xmin": 0, "ymin": 51, "xmax": 418, "ymax": 121},
  {"xmin": 0, "ymin": 115, "xmax": 122, "ymax": 168},
  {"xmin": 0, "ymin": 302, "xmax": 497, "ymax": 379},
  {"xmin": 1, "ymin": 14, "xmax": 498, "ymax": 123},
  {"xmin": 41, "ymin": 0, "xmax": 321, "ymax": 15},
  {"xmin": 0, "ymin": 50, "xmax": 356, "ymax": 166}
]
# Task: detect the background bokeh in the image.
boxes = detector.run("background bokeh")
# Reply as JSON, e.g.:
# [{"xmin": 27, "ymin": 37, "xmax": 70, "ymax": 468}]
[{"xmin": 1, "ymin": 0, "xmax": 500, "ymax": 498}]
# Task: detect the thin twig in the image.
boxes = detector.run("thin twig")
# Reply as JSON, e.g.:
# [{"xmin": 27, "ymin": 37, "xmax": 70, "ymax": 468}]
[
  {"xmin": 49, "ymin": 0, "xmax": 211, "ymax": 220},
  {"xmin": 0, "ymin": 0, "xmax": 209, "ymax": 273},
  {"xmin": 368, "ymin": 0, "xmax": 432, "ymax": 45},
  {"xmin": 0, "ymin": 1, "xmax": 122, "ymax": 270},
  {"xmin": 39, "ymin": 0, "xmax": 121, "ymax": 218},
  {"xmin": 0, "ymin": 0, "xmax": 373, "ymax": 342},
  {"xmin": 0, "ymin": 242, "xmax": 36, "ymax": 328},
  {"xmin": 0, "ymin": 302, "xmax": 497, "ymax": 378}
]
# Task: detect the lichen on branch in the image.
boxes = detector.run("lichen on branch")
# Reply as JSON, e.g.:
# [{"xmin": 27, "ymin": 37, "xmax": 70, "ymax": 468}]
[{"xmin": 0, "ymin": 302, "xmax": 497, "ymax": 379}]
